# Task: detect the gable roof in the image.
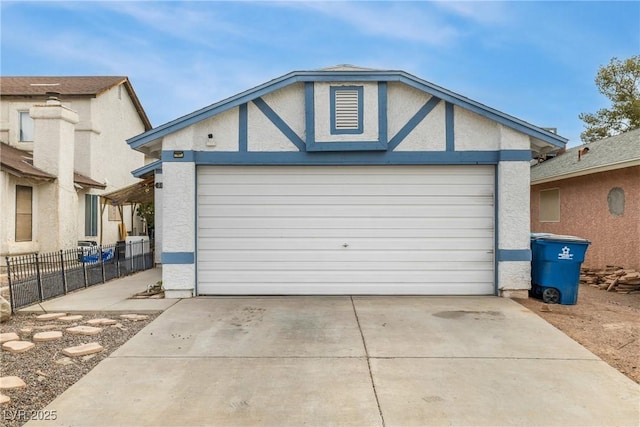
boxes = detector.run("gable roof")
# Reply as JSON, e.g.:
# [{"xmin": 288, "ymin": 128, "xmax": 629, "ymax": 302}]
[
  {"xmin": 531, "ymin": 128, "xmax": 640, "ymax": 184},
  {"xmin": 1, "ymin": 142, "xmax": 106, "ymax": 189},
  {"xmin": 127, "ymin": 67, "xmax": 567, "ymax": 154},
  {"xmin": 0, "ymin": 76, "xmax": 152, "ymax": 131}
]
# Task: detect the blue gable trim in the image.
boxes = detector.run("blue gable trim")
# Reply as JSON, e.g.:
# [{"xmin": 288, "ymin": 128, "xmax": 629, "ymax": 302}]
[
  {"xmin": 239, "ymin": 103, "xmax": 248, "ymax": 152},
  {"xmin": 305, "ymin": 82, "xmax": 315, "ymax": 146},
  {"xmin": 127, "ymin": 69, "xmax": 567, "ymax": 151},
  {"xmin": 378, "ymin": 82, "xmax": 388, "ymax": 145},
  {"xmin": 132, "ymin": 160, "xmax": 162, "ymax": 178},
  {"xmin": 252, "ymin": 98, "xmax": 305, "ymax": 151},
  {"xmin": 445, "ymin": 102, "xmax": 455, "ymax": 152},
  {"xmin": 161, "ymin": 149, "xmax": 531, "ymax": 165},
  {"xmin": 162, "ymin": 252, "xmax": 194, "ymax": 264},
  {"xmin": 388, "ymin": 96, "xmax": 441, "ymax": 151}
]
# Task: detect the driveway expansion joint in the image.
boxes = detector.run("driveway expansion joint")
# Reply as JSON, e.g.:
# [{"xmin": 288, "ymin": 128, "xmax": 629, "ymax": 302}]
[{"xmin": 351, "ymin": 296, "xmax": 386, "ymax": 427}]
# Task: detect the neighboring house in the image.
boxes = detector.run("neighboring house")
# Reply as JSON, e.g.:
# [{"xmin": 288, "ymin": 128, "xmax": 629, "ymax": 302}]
[
  {"xmin": 128, "ymin": 65, "xmax": 566, "ymax": 298},
  {"xmin": 531, "ymin": 128, "xmax": 640, "ymax": 270},
  {"xmin": 0, "ymin": 76, "xmax": 153, "ymax": 256}
]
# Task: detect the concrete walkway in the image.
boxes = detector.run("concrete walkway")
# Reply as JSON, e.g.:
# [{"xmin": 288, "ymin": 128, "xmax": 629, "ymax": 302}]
[
  {"xmin": 26, "ymin": 295, "xmax": 639, "ymax": 426},
  {"xmin": 19, "ymin": 268, "xmax": 178, "ymax": 313}
]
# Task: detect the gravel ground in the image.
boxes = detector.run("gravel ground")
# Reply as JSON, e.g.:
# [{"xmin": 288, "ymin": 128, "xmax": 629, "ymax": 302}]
[{"xmin": 1, "ymin": 312, "xmax": 158, "ymax": 427}]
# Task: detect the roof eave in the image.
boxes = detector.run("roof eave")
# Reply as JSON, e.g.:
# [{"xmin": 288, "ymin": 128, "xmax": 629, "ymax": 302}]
[
  {"xmin": 127, "ymin": 69, "xmax": 568, "ymax": 150},
  {"xmin": 531, "ymin": 158, "xmax": 640, "ymax": 185}
]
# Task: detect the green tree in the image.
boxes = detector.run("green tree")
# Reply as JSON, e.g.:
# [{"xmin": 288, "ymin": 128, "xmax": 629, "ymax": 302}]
[{"xmin": 579, "ymin": 55, "xmax": 640, "ymax": 143}]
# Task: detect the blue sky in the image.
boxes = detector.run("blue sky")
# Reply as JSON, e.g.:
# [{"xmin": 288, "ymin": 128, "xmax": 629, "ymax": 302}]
[{"xmin": 2, "ymin": 1, "xmax": 638, "ymax": 147}]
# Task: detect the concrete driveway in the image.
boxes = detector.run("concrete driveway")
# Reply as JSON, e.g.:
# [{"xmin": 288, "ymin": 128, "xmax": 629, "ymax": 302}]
[{"xmin": 28, "ymin": 296, "xmax": 639, "ymax": 426}]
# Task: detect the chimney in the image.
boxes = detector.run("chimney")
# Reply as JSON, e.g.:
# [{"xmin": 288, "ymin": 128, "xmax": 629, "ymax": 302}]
[{"xmin": 578, "ymin": 146, "xmax": 590, "ymax": 161}]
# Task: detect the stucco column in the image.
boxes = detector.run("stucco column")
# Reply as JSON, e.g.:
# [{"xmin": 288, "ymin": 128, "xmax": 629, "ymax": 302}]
[
  {"xmin": 161, "ymin": 161, "xmax": 196, "ymax": 298},
  {"xmin": 30, "ymin": 99, "xmax": 79, "ymax": 251},
  {"xmin": 497, "ymin": 160, "xmax": 532, "ymax": 298}
]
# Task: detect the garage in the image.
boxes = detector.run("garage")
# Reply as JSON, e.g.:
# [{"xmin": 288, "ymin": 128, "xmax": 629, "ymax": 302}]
[
  {"xmin": 127, "ymin": 66, "xmax": 567, "ymax": 299},
  {"xmin": 197, "ymin": 165, "xmax": 494, "ymax": 295}
]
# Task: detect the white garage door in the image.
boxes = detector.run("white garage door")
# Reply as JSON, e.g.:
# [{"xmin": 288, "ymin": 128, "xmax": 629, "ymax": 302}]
[{"xmin": 197, "ymin": 166, "xmax": 494, "ymax": 295}]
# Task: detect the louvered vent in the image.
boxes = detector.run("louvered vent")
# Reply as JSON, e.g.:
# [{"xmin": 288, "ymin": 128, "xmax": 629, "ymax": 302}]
[{"xmin": 334, "ymin": 89, "xmax": 360, "ymax": 130}]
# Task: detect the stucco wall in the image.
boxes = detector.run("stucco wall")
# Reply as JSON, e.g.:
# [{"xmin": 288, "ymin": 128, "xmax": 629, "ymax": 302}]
[{"xmin": 531, "ymin": 166, "xmax": 640, "ymax": 270}]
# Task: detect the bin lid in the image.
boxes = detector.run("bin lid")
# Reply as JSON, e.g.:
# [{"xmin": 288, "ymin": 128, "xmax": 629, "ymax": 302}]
[{"xmin": 531, "ymin": 233, "xmax": 590, "ymax": 243}]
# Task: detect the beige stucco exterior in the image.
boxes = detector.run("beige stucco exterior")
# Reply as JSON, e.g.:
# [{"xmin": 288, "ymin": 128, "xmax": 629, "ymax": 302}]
[{"xmin": 1, "ymin": 80, "xmax": 151, "ymax": 256}]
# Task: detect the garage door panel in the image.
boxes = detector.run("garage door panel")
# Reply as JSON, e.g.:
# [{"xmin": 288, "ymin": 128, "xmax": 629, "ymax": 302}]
[
  {"xmin": 200, "ymin": 269, "xmax": 494, "ymax": 284},
  {"xmin": 200, "ymin": 227, "xmax": 493, "ymax": 239},
  {"xmin": 199, "ymin": 250, "xmax": 493, "ymax": 263},
  {"xmin": 204, "ymin": 205, "xmax": 494, "ymax": 218},
  {"xmin": 198, "ymin": 237, "xmax": 494, "ymax": 251},
  {"xmin": 198, "ymin": 217, "xmax": 494, "ymax": 231},
  {"xmin": 197, "ymin": 165, "xmax": 494, "ymax": 295},
  {"xmin": 198, "ymin": 183, "xmax": 493, "ymax": 203}
]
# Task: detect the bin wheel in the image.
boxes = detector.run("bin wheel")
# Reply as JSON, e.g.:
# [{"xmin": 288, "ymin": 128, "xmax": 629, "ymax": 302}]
[{"xmin": 542, "ymin": 288, "xmax": 560, "ymax": 304}]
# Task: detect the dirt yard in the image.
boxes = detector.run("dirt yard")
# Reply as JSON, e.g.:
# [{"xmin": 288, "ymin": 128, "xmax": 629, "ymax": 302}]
[{"xmin": 517, "ymin": 283, "xmax": 640, "ymax": 383}]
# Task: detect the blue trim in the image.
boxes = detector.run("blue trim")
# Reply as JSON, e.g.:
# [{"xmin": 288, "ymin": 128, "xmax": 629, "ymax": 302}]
[
  {"xmin": 194, "ymin": 169, "xmax": 198, "ymax": 295},
  {"xmin": 161, "ymin": 149, "xmax": 531, "ymax": 165},
  {"xmin": 494, "ymin": 165, "xmax": 499, "ymax": 295},
  {"xmin": 498, "ymin": 249, "xmax": 532, "ymax": 262},
  {"xmin": 127, "ymin": 69, "xmax": 567, "ymax": 150},
  {"xmin": 378, "ymin": 82, "xmax": 388, "ymax": 145},
  {"xmin": 161, "ymin": 150, "xmax": 195, "ymax": 162},
  {"xmin": 388, "ymin": 96, "xmax": 441, "ymax": 151},
  {"xmin": 132, "ymin": 160, "xmax": 162, "ymax": 178},
  {"xmin": 307, "ymin": 140, "xmax": 387, "ymax": 152},
  {"xmin": 252, "ymin": 97, "xmax": 305, "ymax": 151},
  {"xmin": 162, "ymin": 252, "xmax": 194, "ymax": 264},
  {"xmin": 445, "ymin": 102, "xmax": 454, "ymax": 152},
  {"xmin": 330, "ymin": 86, "xmax": 363, "ymax": 134},
  {"xmin": 239, "ymin": 103, "xmax": 248, "ymax": 152},
  {"xmin": 500, "ymin": 150, "xmax": 532, "ymax": 161},
  {"xmin": 305, "ymin": 82, "xmax": 315, "ymax": 146}
]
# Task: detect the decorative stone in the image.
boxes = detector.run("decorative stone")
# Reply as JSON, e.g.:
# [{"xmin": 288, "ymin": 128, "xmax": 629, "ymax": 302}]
[
  {"xmin": 86, "ymin": 318, "xmax": 117, "ymax": 326},
  {"xmin": 0, "ymin": 393, "xmax": 10, "ymax": 404},
  {"xmin": 120, "ymin": 314, "xmax": 148, "ymax": 321},
  {"xmin": 2, "ymin": 340, "xmax": 35, "ymax": 353},
  {"xmin": 0, "ymin": 332, "xmax": 19, "ymax": 344},
  {"xmin": 34, "ymin": 324, "xmax": 62, "ymax": 330},
  {"xmin": 36, "ymin": 313, "xmax": 67, "ymax": 321},
  {"xmin": 20, "ymin": 327, "xmax": 34, "ymax": 335},
  {"xmin": 33, "ymin": 331, "xmax": 63, "ymax": 342},
  {"xmin": 0, "ymin": 376, "xmax": 27, "ymax": 390},
  {"xmin": 62, "ymin": 342, "xmax": 103, "ymax": 357},
  {"xmin": 59, "ymin": 315, "xmax": 83, "ymax": 322},
  {"xmin": 66, "ymin": 325, "xmax": 103, "ymax": 336},
  {"xmin": 55, "ymin": 357, "xmax": 75, "ymax": 366}
]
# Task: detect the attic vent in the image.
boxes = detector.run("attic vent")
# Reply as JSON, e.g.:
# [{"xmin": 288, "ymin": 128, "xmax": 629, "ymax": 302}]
[{"xmin": 331, "ymin": 86, "xmax": 363, "ymax": 134}]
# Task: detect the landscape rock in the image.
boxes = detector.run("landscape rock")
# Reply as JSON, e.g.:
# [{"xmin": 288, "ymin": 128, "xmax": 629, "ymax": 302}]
[
  {"xmin": 0, "ymin": 332, "xmax": 19, "ymax": 344},
  {"xmin": 86, "ymin": 318, "xmax": 118, "ymax": 326},
  {"xmin": 33, "ymin": 331, "xmax": 63, "ymax": 342},
  {"xmin": 20, "ymin": 327, "xmax": 34, "ymax": 335},
  {"xmin": 36, "ymin": 313, "xmax": 67, "ymax": 322},
  {"xmin": 0, "ymin": 296, "xmax": 10, "ymax": 323},
  {"xmin": 66, "ymin": 325, "xmax": 103, "ymax": 336},
  {"xmin": 2, "ymin": 340, "xmax": 35, "ymax": 353},
  {"xmin": 59, "ymin": 315, "xmax": 83, "ymax": 322},
  {"xmin": 0, "ymin": 376, "xmax": 27, "ymax": 390},
  {"xmin": 62, "ymin": 342, "xmax": 104, "ymax": 357},
  {"xmin": 0, "ymin": 393, "xmax": 10, "ymax": 404},
  {"xmin": 55, "ymin": 357, "xmax": 75, "ymax": 366},
  {"xmin": 120, "ymin": 314, "xmax": 148, "ymax": 321}
]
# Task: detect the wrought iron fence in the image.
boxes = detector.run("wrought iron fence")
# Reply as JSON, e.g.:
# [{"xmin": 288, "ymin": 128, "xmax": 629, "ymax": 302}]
[{"xmin": 5, "ymin": 239, "xmax": 154, "ymax": 312}]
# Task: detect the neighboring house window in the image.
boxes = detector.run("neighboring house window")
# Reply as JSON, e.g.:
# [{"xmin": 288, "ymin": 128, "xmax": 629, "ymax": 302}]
[
  {"xmin": 330, "ymin": 86, "xmax": 363, "ymax": 134},
  {"xmin": 85, "ymin": 194, "xmax": 99, "ymax": 236},
  {"xmin": 539, "ymin": 188, "xmax": 560, "ymax": 222},
  {"xmin": 19, "ymin": 111, "xmax": 34, "ymax": 142},
  {"xmin": 15, "ymin": 185, "xmax": 33, "ymax": 241}
]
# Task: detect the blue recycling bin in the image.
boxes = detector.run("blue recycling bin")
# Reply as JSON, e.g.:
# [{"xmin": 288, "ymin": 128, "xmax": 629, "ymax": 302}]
[{"xmin": 530, "ymin": 234, "xmax": 590, "ymax": 305}]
